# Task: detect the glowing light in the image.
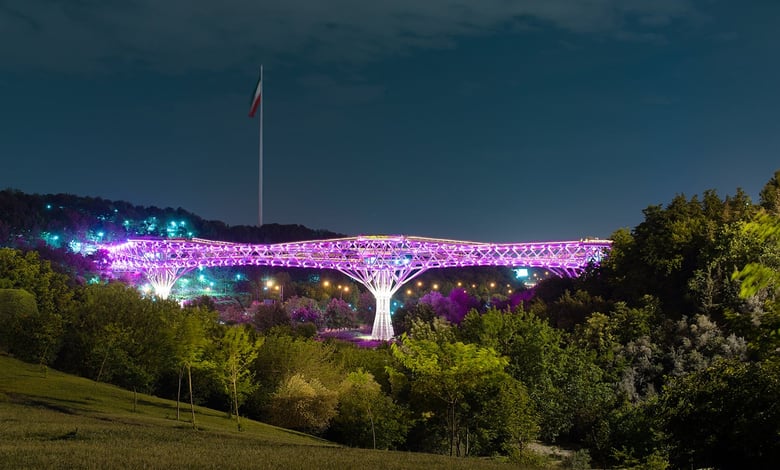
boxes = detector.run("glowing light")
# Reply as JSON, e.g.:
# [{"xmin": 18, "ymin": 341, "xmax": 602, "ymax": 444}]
[
  {"xmin": 323, "ymin": 280, "xmax": 330, "ymax": 287},
  {"xmin": 514, "ymin": 268, "xmax": 529, "ymax": 278},
  {"xmin": 489, "ymin": 282, "xmax": 496, "ymax": 288},
  {"xmin": 432, "ymin": 283, "xmax": 439, "ymax": 290}
]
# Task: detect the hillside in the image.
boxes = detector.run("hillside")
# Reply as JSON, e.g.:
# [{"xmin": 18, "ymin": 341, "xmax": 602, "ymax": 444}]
[
  {"xmin": 0, "ymin": 189, "xmax": 345, "ymax": 247},
  {"xmin": 0, "ymin": 356, "xmax": 527, "ymax": 469}
]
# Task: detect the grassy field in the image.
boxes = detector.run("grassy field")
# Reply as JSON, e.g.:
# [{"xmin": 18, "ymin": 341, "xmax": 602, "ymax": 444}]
[{"xmin": 0, "ymin": 356, "xmax": 547, "ymax": 469}]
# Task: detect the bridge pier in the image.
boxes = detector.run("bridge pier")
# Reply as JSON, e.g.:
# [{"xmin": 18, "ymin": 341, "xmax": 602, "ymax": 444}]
[
  {"xmin": 146, "ymin": 267, "xmax": 192, "ymax": 299},
  {"xmin": 370, "ymin": 290, "xmax": 394, "ymax": 341}
]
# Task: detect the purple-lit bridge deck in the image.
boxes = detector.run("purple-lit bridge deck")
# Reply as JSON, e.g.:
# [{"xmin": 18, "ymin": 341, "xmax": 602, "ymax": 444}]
[{"xmin": 105, "ymin": 235, "xmax": 612, "ymax": 340}]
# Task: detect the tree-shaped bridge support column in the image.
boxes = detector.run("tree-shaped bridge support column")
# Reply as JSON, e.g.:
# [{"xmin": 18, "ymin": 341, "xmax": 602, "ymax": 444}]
[
  {"xmin": 146, "ymin": 267, "xmax": 192, "ymax": 300},
  {"xmin": 339, "ymin": 266, "xmax": 426, "ymax": 341},
  {"xmin": 369, "ymin": 281, "xmax": 395, "ymax": 341}
]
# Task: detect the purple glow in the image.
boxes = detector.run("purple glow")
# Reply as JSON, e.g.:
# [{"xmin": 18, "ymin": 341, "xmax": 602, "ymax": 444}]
[{"xmin": 103, "ymin": 235, "xmax": 612, "ymax": 340}]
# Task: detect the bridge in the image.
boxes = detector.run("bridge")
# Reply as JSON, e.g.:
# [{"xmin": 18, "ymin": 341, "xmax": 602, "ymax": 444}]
[{"xmin": 104, "ymin": 235, "xmax": 612, "ymax": 340}]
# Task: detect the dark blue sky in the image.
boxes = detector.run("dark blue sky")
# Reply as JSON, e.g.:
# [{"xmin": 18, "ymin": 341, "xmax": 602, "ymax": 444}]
[{"xmin": 2, "ymin": 1, "xmax": 778, "ymax": 242}]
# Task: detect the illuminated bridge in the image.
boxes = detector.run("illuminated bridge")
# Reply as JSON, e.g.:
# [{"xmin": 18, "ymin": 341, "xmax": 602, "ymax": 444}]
[{"xmin": 104, "ymin": 235, "xmax": 612, "ymax": 340}]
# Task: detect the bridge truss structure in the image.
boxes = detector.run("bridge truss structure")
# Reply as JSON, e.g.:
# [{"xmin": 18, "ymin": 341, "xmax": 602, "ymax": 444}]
[{"xmin": 104, "ymin": 235, "xmax": 612, "ymax": 340}]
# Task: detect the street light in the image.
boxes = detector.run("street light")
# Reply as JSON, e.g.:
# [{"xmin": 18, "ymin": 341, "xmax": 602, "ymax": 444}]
[{"xmin": 266, "ymin": 279, "xmax": 284, "ymax": 302}]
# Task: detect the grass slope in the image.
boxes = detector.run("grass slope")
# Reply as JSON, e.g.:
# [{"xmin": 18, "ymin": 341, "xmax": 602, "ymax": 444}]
[{"xmin": 0, "ymin": 356, "xmax": 529, "ymax": 469}]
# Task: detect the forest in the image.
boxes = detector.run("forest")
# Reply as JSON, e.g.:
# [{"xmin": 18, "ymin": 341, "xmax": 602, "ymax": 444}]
[{"xmin": 1, "ymin": 170, "xmax": 779, "ymax": 469}]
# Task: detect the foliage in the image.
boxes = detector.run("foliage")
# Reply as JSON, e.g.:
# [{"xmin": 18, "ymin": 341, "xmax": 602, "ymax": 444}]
[
  {"xmin": 214, "ymin": 325, "xmax": 262, "ymax": 430},
  {"xmin": 324, "ymin": 297, "xmax": 358, "ymax": 329},
  {"xmin": 284, "ymin": 295, "xmax": 322, "ymax": 326},
  {"xmin": 0, "ymin": 287, "xmax": 62, "ymax": 366},
  {"xmin": 392, "ymin": 301, "xmax": 438, "ymax": 336},
  {"xmin": 328, "ymin": 369, "xmax": 410, "ymax": 449},
  {"xmin": 389, "ymin": 334, "xmax": 528, "ymax": 456},
  {"xmin": 418, "ymin": 288, "xmax": 480, "ymax": 324},
  {"xmin": 266, "ymin": 373, "xmax": 339, "ymax": 433},
  {"xmin": 657, "ymin": 359, "xmax": 780, "ymax": 469},
  {"xmin": 58, "ymin": 283, "xmax": 177, "ymax": 392},
  {"xmin": 250, "ymin": 301, "xmax": 290, "ymax": 332}
]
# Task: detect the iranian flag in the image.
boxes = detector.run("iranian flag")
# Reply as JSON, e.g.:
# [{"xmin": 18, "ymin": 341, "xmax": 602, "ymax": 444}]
[{"xmin": 248, "ymin": 68, "xmax": 262, "ymax": 117}]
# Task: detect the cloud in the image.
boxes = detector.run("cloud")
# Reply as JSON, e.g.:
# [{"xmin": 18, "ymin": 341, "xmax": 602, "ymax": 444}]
[{"xmin": 0, "ymin": 0, "xmax": 697, "ymax": 73}]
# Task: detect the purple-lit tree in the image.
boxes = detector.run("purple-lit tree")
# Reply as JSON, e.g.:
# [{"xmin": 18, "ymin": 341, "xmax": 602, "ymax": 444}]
[
  {"xmin": 284, "ymin": 296, "xmax": 323, "ymax": 327},
  {"xmin": 324, "ymin": 298, "xmax": 357, "ymax": 330},
  {"xmin": 251, "ymin": 301, "xmax": 290, "ymax": 333},
  {"xmin": 357, "ymin": 291, "xmax": 375, "ymax": 325},
  {"xmin": 218, "ymin": 304, "xmax": 251, "ymax": 325},
  {"xmin": 418, "ymin": 289, "xmax": 479, "ymax": 325},
  {"xmin": 447, "ymin": 288, "xmax": 481, "ymax": 324}
]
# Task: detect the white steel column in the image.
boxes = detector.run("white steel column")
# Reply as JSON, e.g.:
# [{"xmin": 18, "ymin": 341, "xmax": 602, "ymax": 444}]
[
  {"xmin": 370, "ymin": 288, "xmax": 394, "ymax": 341},
  {"xmin": 147, "ymin": 267, "xmax": 191, "ymax": 300}
]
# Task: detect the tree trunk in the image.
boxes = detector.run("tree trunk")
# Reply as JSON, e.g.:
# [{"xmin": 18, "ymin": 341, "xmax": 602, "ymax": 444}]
[
  {"xmin": 232, "ymin": 377, "xmax": 241, "ymax": 431},
  {"xmin": 448, "ymin": 402, "xmax": 456, "ymax": 456},
  {"xmin": 176, "ymin": 365, "xmax": 183, "ymax": 421},
  {"xmin": 188, "ymin": 364, "xmax": 196, "ymax": 429},
  {"xmin": 96, "ymin": 349, "xmax": 110, "ymax": 383},
  {"xmin": 368, "ymin": 406, "xmax": 376, "ymax": 450}
]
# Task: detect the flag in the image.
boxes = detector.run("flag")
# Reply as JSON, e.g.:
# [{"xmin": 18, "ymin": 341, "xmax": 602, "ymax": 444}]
[{"xmin": 249, "ymin": 68, "xmax": 262, "ymax": 117}]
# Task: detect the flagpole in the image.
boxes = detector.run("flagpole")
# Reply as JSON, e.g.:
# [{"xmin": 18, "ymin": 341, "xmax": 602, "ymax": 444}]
[{"xmin": 258, "ymin": 64, "xmax": 263, "ymax": 227}]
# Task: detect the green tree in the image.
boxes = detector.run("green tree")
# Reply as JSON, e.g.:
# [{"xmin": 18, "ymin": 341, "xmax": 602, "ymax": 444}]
[
  {"xmin": 170, "ymin": 306, "xmax": 216, "ymax": 428},
  {"xmin": 0, "ymin": 248, "xmax": 72, "ymax": 368},
  {"xmin": 266, "ymin": 373, "xmax": 338, "ymax": 433},
  {"xmin": 389, "ymin": 335, "xmax": 509, "ymax": 456},
  {"xmin": 215, "ymin": 325, "xmax": 262, "ymax": 430},
  {"xmin": 730, "ymin": 213, "xmax": 780, "ymax": 357},
  {"xmin": 657, "ymin": 359, "xmax": 780, "ymax": 469},
  {"xmin": 0, "ymin": 288, "xmax": 38, "ymax": 353},
  {"xmin": 461, "ymin": 308, "xmax": 612, "ymax": 444},
  {"xmin": 0, "ymin": 287, "xmax": 60, "ymax": 368},
  {"xmin": 65, "ymin": 283, "xmax": 176, "ymax": 392},
  {"xmin": 329, "ymin": 369, "xmax": 410, "ymax": 449},
  {"xmin": 759, "ymin": 169, "xmax": 780, "ymax": 215}
]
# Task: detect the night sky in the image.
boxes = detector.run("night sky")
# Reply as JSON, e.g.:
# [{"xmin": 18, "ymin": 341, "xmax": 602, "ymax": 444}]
[{"xmin": 2, "ymin": 1, "xmax": 778, "ymax": 242}]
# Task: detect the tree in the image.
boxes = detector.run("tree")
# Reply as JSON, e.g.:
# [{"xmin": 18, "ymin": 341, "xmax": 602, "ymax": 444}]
[
  {"xmin": 251, "ymin": 301, "xmax": 290, "ymax": 332},
  {"xmin": 284, "ymin": 296, "xmax": 322, "ymax": 326},
  {"xmin": 461, "ymin": 308, "xmax": 612, "ymax": 444},
  {"xmin": 214, "ymin": 325, "xmax": 262, "ymax": 430},
  {"xmin": 266, "ymin": 373, "xmax": 338, "ymax": 433},
  {"xmin": 58, "ymin": 283, "xmax": 176, "ymax": 393},
  {"xmin": 389, "ymin": 335, "xmax": 510, "ymax": 456},
  {"xmin": 657, "ymin": 359, "xmax": 780, "ymax": 469},
  {"xmin": 0, "ymin": 248, "xmax": 71, "ymax": 368},
  {"xmin": 329, "ymin": 369, "xmax": 410, "ymax": 449},
  {"xmin": 759, "ymin": 169, "xmax": 780, "ymax": 215},
  {"xmin": 324, "ymin": 297, "xmax": 357, "ymax": 329},
  {"xmin": 730, "ymin": 212, "xmax": 780, "ymax": 357},
  {"xmin": 170, "ymin": 306, "xmax": 215, "ymax": 428}
]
